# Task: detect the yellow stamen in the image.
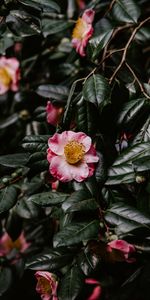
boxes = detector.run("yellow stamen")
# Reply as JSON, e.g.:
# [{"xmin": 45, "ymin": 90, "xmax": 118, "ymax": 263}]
[
  {"xmin": 4, "ymin": 237, "xmax": 22, "ymax": 251},
  {"xmin": 0, "ymin": 67, "xmax": 12, "ymax": 86},
  {"xmin": 64, "ymin": 140, "xmax": 85, "ymax": 164},
  {"xmin": 38, "ymin": 278, "xmax": 52, "ymax": 294},
  {"xmin": 72, "ymin": 18, "xmax": 87, "ymax": 40}
]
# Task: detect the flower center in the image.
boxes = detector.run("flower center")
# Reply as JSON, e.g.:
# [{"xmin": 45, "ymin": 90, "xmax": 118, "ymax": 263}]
[
  {"xmin": 64, "ymin": 140, "xmax": 85, "ymax": 164},
  {"xmin": 38, "ymin": 278, "xmax": 52, "ymax": 294},
  {"xmin": 0, "ymin": 67, "xmax": 12, "ymax": 86},
  {"xmin": 72, "ymin": 18, "xmax": 87, "ymax": 40},
  {"xmin": 4, "ymin": 237, "xmax": 22, "ymax": 252}
]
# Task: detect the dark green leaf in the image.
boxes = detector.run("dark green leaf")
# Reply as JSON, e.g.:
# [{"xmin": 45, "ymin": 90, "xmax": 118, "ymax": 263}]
[
  {"xmin": 53, "ymin": 220, "xmax": 100, "ymax": 247},
  {"xmin": 29, "ymin": 191, "xmax": 69, "ymax": 206},
  {"xmin": 42, "ymin": 19, "xmax": 72, "ymax": 37},
  {"xmin": 83, "ymin": 74, "xmax": 111, "ymax": 113},
  {"xmin": 26, "ymin": 248, "xmax": 73, "ymax": 270},
  {"xmin": 105, "ymin": 202, "xmax": 150, "ymax": 235},
  {"xmin": 22, "ymin": 135, "xmax": 49, "ymax": 152},
  {"xmin": 0, "ymin": 186, "xmax": 18, "ymax": 214},
  {"xmin": 58, "ymin": 266, "xmax": 84, "ymax": 300},
  {"xmin": 0, "ymin": 153, "xmax": 29, "ymax": 167},
  {"xmin": 35, "ymin": 84, "xmax": 69, "ymax": 100},
  {"xmin": 112, "ymin": 0, "xmax": 141, "ymax": 23},
  {"xmin": 6, "ymin": 10, "xmax": 41, "ymax": 36},
  {"xmin": 0, "ymin": 268, "xmax": 12, "ymax": 296},
  {"xmin": 15, "ymin": 196, "xmax": 40, "ymax": 219},
  {"xmin": 77, "ymin": 248, "xmax": 100, "ymax": 276},
  {"xmin": 18, "ymin": 0, "xmax": 60, "ymax": 13},
  {"xmin": 89, "ymin": 30, "xmax": 113, "ymax": 60}
]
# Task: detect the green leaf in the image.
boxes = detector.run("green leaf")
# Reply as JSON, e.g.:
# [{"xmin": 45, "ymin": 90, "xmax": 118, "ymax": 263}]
[
  {"xmin": 29, "ymin": 191, "xmax": 69, "ymax": 206},
  {"xmin": 6, "ymin": 10, "xmax": 41, "ymax": 36},
  {"xmin": 132, "ymin": 117, "xmax": 150, "ymax": 144},
  {"xmin": 62, "ymin": 189, "xmax": 98, "ymax": 212},
  {"xmin": 117, "ymin": 98, "xmax": 148, "ymax": 125},
  {"xmin": 76, "ymin": 97, "xmax": 97, "ymax": 135},
  {"xmin": 22, "ymin": 135, "xmax": 49, "ymax": 152},
  {"xmin": 77, "ymin": 248, "xmax": 100, "ymax": 276},
  {"xmin": 89, "ymin": 30, "xmax": 113, "ymax": 60},
  {"xmin": 53, "ymin": 220, "xmax": 100, "ymax": 247},
  {"xmin": 58, "ymin": 266, "xmax": 84, "ymax": 300},
  {"xmin": 0, "ymin": 153, "xmax": 29, "ymax": 167},
  {"xmin": 15, "ymin": 196, "xmax": 40, "ymax": 219},
  {"xmin": 26, "ymin": 248, "xmax": 73, "ymax": 270},
  {"xmin": 35, "ymin": 84, "xmax": 69, "ymax": 100},
  {"xmin": 18, "ymin": 0, "xmax": 60, "ymax": 13},
  {"xmin": 106, "ymin": 142, "xmax": 150, "ymax": 185},
  {"xmin": 105, "ymin": 202, "xmax": 150, "ymax": 235},
  {"xmin": 83, "ymin": 74, "xmax": 111, "ymax": 113},
  {"xmin": 42, "ymin": 19, "xmax": 72, "ymax": 37},
  {"xmin": 112, "ymin": 0, "xmax": 141, "ymax": 23},
  {"xmin": 133, "ymin": 156, "xmax": 150, "ymax": 172},
  {"xmin": 0, "ymin": 268, "xmax": 12, "ymax": 296},
  {"xmin": 0, "ymin": 186, "xmax": 18, "ymax": 214}
]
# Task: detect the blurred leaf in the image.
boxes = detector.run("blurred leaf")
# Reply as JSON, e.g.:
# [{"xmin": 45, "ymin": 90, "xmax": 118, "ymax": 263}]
[
  {"xmin": 30, "ymin": 191, "xmax": 69, "ymax": 206},
  {"xmin": 83, "ymin": 74, "xmax": 111, "ymax": 113},
  {"xmin": 76, "ymin": 98, "xmax": 97, "ymax": 135},
  {"xmin": 0, "ymin": 153, "xmax": 29, "ymax": 167},
  {"xmin": 15, "ymin": 196, "xmax": 40, "ymax": 219},
  {"xmin": 35, "ymin": 84, "xmax": 69, "ymax": 100},
  {"xmin": 132, "ymin": 116, "xmax": 150, "ymax": 144},
  {"xmin": 6, "ymin": 10, "xmax": 41, "ymax": 36},
  {"xmin": 26, "ymin": 248, "xmax": 73, "ymax": 270},
  {"xmin": 53, "ymin": 220, "xmax": 100, "ymax": 247},
  {"xmin": 18, "ymin": 0, "xmax": 60, "ymax": 13},
  {"xmin": 0, "ymin": 268, "xmax": 12, "ymax": 296},
  {"xmin": 89, "ymin": 30, "xmax": 113, "ymax": 60},
  {"xmin": 42, "ymin": 19, "xmax": 72, "ymax": 37},
  {"xmin": 105, "ymin": 202, "xmax": 150, "ymax": 235},
  {"xmin": 62, "ymin": 189, "xmax": 98, "ymax": 212},
  {"xmin": 112, "ymin": 0, "xmax": 141, "ymax": 23},
  {"xmin": 0, "ymin": 186, "xmax": 18, "ymax": 214},
  {"xmin": 77, "ymin": 248, "xmax": 100, "ymax": 276},
  {"xmin": 58, "ymin": 266, "xmax": 84, "ymax": 300}
]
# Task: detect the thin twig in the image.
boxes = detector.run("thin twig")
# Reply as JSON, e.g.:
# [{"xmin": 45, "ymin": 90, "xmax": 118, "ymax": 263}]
[
  {"xmin": 103, "ymin": 0, "xmax": 116, "ymax": 18},
  {"xmin": 0, "ymin": 176, "xmax": 23, "ymax": 191},
  {"xmin": 109, "ymin": 16, "xmax": 150, "ymax": 84},
  {"xmin": 125, "ymin": 62, "xmax": 150, "ymax": 99}
]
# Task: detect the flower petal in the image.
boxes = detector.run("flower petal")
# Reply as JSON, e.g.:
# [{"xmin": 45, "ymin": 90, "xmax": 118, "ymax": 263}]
[
  {"xmin": 82, "ymin": 9, "xmax": 95, "ymax": 24},
  {"xmin": 84, "ymin": 145, "xmax": 99, "ymax": 163},
  {"xmin": 50, "ymin": 156, "xmax": 89, "ymax": 182},
  {"xmin": 48, "ymin": 132, "xmax": 69, "ymax": 155},
  {"xmin": 67, "ymin": 131, "xmax": 92, "ymax": 152}
]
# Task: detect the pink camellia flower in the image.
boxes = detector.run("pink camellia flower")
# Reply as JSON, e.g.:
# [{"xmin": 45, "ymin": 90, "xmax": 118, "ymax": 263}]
[
  {"xmin": 47, "ymin": 131, "xmax": 99, "ymax": 182},
  {"xmin": 76, "ymin": 0, "xmax": 86, "ymax": 10},
  {"xmin": 0, "ymin": 231, "xmax": 30, "ymax": 256},
  {"xmin": 46, "ymin": 101, "xmax": 63, "ymax": 126},
  {"xmin": 0, "ymin": 56, "xmax": 20, "ymax": 94},
  {"xmin": 107, "ymin": 239, "xmax": 136, "ymax": 263},
  {"xmin": 35, "ymin": 271, "xmax": 58, "ymax": 300},
  {"xmin": 85, "ymin": 278, "xmax": 102, "ymax": 300},
  {"xmin": 72, "ymin": 9, "xmax": 95, "ymax": 56}
]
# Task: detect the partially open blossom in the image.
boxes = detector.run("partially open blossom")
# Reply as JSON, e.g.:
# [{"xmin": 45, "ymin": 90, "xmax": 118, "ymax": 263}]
[
  {"xmin": 107, "ymin": 239, "xmax": 136, "ymax": 263},
  {"xmin": 76, "ymin": 0, "xmax": 86, "ymax": 10},
  {"xmin": 35, "ymin": 271, "xmax": 58, "ymax": 300},
  {"xmin": 0, "ymin": 56, "xmax": 20, "ymax": 94},
  {"xmin": 46, "ymin": 101, "xmax": 63, "ymax": 126},
  {"xmin": 47, "ymin": 131, "xmax": 99, "ymax": 182},
  {"xmin": 85, "ymin": 278, "xmax": 102, "ymax": 300},
  {"xmin": 72, "ymin": 9, "xmax": 95, "ymax": 56},
  {"xmin": 0, "ymin": 231, "xmax": 30, "ymax": 256}
]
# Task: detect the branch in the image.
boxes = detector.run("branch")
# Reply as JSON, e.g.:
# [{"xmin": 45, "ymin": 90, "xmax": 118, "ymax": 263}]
[
  {"xmin": 125, "ymin": 62, "xmax": 150, "ymax": 99},
  {"xmin": 109, "ymin": 16, "xmax": 150, "ymax": 84}
]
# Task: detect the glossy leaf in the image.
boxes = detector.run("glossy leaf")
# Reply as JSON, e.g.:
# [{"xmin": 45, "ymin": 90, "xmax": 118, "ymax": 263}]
[
  {"xmin": 0, "ymin": 186, "xmax": 18, "ymax": 214},
  {"xmin": 58, "ymin": 266, "xmax": 84, "ymax": 300},
  {"xmin": 112, "ymin": 0, "xmax": 141, "ymax": 23},
  {"xmin": 53, "ymin": 220, "xmax": 100, "ymax": 247},
  {"xmin": 89, "ymin": 30, "xmax": 113, "ymax": 60},
  {"xmin": 0, "ymin": 153, "xmax": 29, "ymax": 167},
  {"xmin": 35, "ymin": 84, "xmax": 69, "ymax": 100},
  {"xmin": 117, "ymin": 98, "xmax": 147, "ymax": 125},
  {"xmin": 29, "ymin": 191, "xmax": 69, "ymax": 206},
  {"xmin": 83, "ymin": 74, "xmax": 111, "ymax": 112},
  {"xmin": 0, "ymin": 268, "xmax": 12, "ymax": 296}
]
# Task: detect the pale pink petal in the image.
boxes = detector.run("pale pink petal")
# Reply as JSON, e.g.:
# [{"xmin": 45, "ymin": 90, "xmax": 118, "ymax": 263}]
[
  {"xmin": 84, "ymin": 145, "xmax": 99, "ymax": 163},
  {"xmin": 0, "ymin": 83, "xmax": 9, "ymax": 95},
  {"xmin": 50, "ymin": 156, "xmax": 89, "ymax": 182},
  {"xmin": 46, "ymin": 101, "xmax": 62, "ymax": 126},
  {"xmin": 47, "ymin": 148, "xmax": 57, "ymax": 163},
  {"xmin": 82, "ymin": 9, "xmax": 95, "ymax": 24},
  {"xmin": 41, "ymin": 294, "xmax": 50, "ymax": 300},
  {"xmin": 48, "ymin": 132, "xmax": 69, "ymax": 155}
]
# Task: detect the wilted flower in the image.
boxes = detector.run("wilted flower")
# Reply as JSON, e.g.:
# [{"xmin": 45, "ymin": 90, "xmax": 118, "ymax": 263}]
[
  {"xmin": 35, "ymin": 271, "xmax": 58, "ymax": 300},
  {"xmin": 107, "ymin": 239, "xmax": 136, "ymax": 263},
  {"xmin": 72, "ymin": 9, "xmax": 95, "ymax": 56},
  {"xmin": 85, "ymin": 278, "xmax": 102, "ymax": 300},
  {"xmin": 46, "ymin": 101, "xmax": 63, "ymax": 126},
  {"xmin": 0, "ymin": 231, "xmax": 30, "ymax": 256},
  {"xmin": 47, "ymin": 131, "xmax": 99, "ymax": 182},
  {"xmin": 0, "ymin": 56, "xmax": 20, "ymax": 94}
]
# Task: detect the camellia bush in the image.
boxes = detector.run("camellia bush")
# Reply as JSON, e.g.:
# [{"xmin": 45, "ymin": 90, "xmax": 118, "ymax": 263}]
[{"xmin": 0, "ymin": 0, "xmax": 150, "ymax": 299}]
